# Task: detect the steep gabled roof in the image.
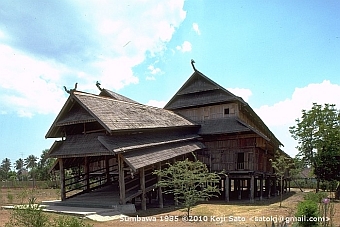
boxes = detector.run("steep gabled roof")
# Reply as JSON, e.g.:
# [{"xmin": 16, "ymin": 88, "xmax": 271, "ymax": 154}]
[
  {"xmin": 164, "ymin": 70, "xmax": 246, "ymax": 110},
  {"xmin": 46, "ymin": 91, "xmax": 199, "ymax": 138}
]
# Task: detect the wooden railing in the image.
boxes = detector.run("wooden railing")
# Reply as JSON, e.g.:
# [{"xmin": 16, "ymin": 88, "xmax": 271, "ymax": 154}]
[{"xmin": 64, "ymin": 164, "xmax": 118, "ymax": 199}]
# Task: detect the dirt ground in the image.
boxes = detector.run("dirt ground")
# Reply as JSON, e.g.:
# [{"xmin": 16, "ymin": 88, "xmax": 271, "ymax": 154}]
[{"xmin": 1, "ymin": 188, "xmax": 339, "ymax": 227}]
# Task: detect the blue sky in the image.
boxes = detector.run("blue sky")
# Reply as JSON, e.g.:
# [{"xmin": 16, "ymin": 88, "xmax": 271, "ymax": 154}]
[{"xmin": 1, "ymin": 0, "xmax": 340, "ymax": 167}]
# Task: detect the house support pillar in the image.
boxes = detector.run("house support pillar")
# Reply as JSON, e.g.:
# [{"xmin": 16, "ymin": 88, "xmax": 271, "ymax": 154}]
[
  {"xmin": 118, "ymin": 154, "xmax": 126, "ymax": 204},
  {"xmin": 259, "ymin": 178, "xmax": 263, "ymax": 201},
  {"xmin": 225, "ymin": 175, "xmax": 229, "ymax": 202},
  {"xmin": 84, "ymin": 157, "xmax": 90, "ymax": 191},
  {"xmin": 266, "ymin": 178, "xmax": 271, "ymax": 198},
  {"xmin": 140, "ymin": 167, "xmax": 146, "ymax": 210},
  {"xmin": 157, "ymin": 162, "xmax": 163, "ymax": 208},
  {"xmin": 273, "ymin": 178, "xmax": 277, "ymax": 197},
  {"xmin": 250, "ymin": 175, "xmax": 255, "ymax": 203},
  {"xmin": 59, "ymin": 158, "xmax": 66, "ymax": 201},
  {"xmin": 105, "ymin": 156, "xmax": 111, "ymax": 184},
  {"xmin": 237, "ymin": 179, "xmax": 242, "ymax": 200}
]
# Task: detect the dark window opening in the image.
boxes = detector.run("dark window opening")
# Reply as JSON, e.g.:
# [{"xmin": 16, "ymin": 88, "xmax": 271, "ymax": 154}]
[{"xmin": 224, "ymin": 108, "xmax": 230, "ymax": 115}]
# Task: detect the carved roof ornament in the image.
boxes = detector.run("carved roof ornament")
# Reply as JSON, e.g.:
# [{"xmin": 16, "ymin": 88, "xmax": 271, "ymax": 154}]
[
  {"xmin": 63, "ymin": 83, "xmax": 78, "ymax": 94},
  {"xmin": 191, "ymin": 59, "xmax": 197, "ymax": 72},
  {"xmin": 96, "ymin": 81, "xmax": 103, "ymax": 91}
]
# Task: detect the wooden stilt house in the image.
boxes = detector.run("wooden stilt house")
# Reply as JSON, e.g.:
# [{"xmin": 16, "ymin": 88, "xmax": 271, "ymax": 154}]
[
  {"xmin": 164, "ymin": 67, "xmax": 287, "ymax": 202},
  {"xmin": 46, "ymin": 89, "xmax": 203, "ymax": 210},
  {"xmin": 46, "ymin": 63, "xmax": 287, "ymax": 210}
]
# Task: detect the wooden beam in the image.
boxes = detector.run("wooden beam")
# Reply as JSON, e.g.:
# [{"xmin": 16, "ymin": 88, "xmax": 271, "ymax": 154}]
[
  {"xmin": 259, "ymin": 178, "xmax": 263, "ymax": 201},
  {"xmin": 140, "ymin": 167, "xmax": 146, "ymax": 210},
  {"xmin": 84, "ymin": 157, "xmax": 90, "ymax": 191},
  {"xmin": 118, "ymin": 154, "xmax": 126, "ymax": 204},
  {"xmin": 250, "ymin": 175, "xmax": 255, "ymax": 203},
  {"xmin": 157, "ymin": 162, "xmax": 163, "ymax": 208},
  {"xmin": 105, "ymin": 156, "xmax": 111, "ymax": 184},
  {"xmin": 59, "ymin": 158, "xmax": 66, "ymax": 201},
  {"xmin": 225, "ymin": 175, "xmax": 229, "ymax": 202}
]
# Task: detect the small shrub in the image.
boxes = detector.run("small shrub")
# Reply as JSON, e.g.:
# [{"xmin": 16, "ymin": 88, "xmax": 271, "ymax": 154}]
[
  {"xmin": 304, "ymin": 191, "xmax": 328, "ymax": 203},
  {"xmin": 7, "ymin": 193, "xmax": 14, "ymax": 204},
  {"xmin": 295, "ymin": 200, "xmax": 319, "ymax": 227},
  {"xmin": 5, "ymin": 197, "xmax": 50, "ymax": 227},
  {"xmin": 51, "ymin": 215, "xmax": 93, "ymax": 227}
]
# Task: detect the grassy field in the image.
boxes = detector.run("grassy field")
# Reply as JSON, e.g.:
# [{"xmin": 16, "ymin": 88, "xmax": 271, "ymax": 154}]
[{"xmin": 0, "ymin": 188, "xmax": 339, "ymax": 227}]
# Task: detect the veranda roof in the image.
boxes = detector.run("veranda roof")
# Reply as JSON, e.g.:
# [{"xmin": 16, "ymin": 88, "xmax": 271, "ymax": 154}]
[
  {"xmin": 198, "ymin": 117, "xmax": 270, "ymax": 141},
  {"xmin": 122, "ymin": 141, "xmax": 205, "ymax": 171},
  {"xmin": 48, "ymin": 133, "xmax": 112, "ymax": 158},
  {"xmin": 98, "ymin": 132, "xmax": 200, "ymax": 153}
]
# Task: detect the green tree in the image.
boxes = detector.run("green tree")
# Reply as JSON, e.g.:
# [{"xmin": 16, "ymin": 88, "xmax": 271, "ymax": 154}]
[
  {"xmin": 0, "ymin": 158, "xmax": 12, "ymax": 180},
  {"xmin": 270, "ymin": 151, "xmax": 293, "ymax": 207},
  {"xmin": 36, "ymin": 149, "xmax": 55, "ymax": 181},
  {"xmin": 289, "ymin": 103, "xmax": 340, "ymax": 192},
  {"xmin": 15, "ymin": 158, "xmax": 25, "ymax": 181},
  {"xmin": 153, "ymin": 157, "xmax": 221, "ymax": 217},
  {"xmin": 25, "ymin": 155, "xmax": 38, "ymax": 187}
]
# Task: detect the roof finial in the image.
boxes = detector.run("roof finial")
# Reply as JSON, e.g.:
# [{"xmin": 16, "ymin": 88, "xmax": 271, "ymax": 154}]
[
  {"xmin": 63, "ymin": 83, "xmax": 78, "ymax": 94},
  {"xmin": 96, "ymin": 81, "xmax": 103, "ymax": 91},
  {"xmin": 191, "ymin": 59, "xmax": 197, "ymax": 71}
]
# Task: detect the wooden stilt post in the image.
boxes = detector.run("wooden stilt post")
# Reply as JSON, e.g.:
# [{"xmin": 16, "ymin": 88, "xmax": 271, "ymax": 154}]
[
  {"xmin": 105, "ymin": 156, "xmax": 111, "ymax": 184},
  {"xmin": 84, "ymin": 157, "xmax": 90, "ymax": 191},
  {"xmin": 250, "ymin": 175, "xmax": 255, "ymax": 203},
  {"xmin": 238, "ymin": 179, "xmax": 242, "ymax": 200},
  {"xmin": 267, "ymin": 178, "xmax": 271, "ymax": 198},
  {"xmin": 260, "ymin": 178, "xmax": 263, "ymax": 201},
  {"xmin": 140, "ymin": 167, "xmax": 146, "ymax": 210},
  {"xmin": 59, "ymin": 158, "xmax": 66, "ymax": 201},
  {"xmin": 118, "ymin": 154, "xmax": 125, "ymax": 204},
  {"xmin": 225, "ymin": 175, "xmax": 229, "ymax": 202},
  {"xmin": 157, "ymin": 162, "xmax": 163, "ymax": 208},
  {"xmin": 273, "ymin": 178, "xmax": 277, "ymax": 197}
]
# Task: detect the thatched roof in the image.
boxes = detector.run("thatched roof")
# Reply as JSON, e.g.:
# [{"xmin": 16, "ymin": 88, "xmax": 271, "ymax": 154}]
[
  {"xmin": 48, "ymin": 133, "xmax": 111, "ymax": 158},
  {"xmin": 74, "ymin": 91, "xmax": 198, "ymax": 132},
  {"xmin": 99, "ymin": 88, "xmax": 139, "ymax": 104},
  {"xmin": 48, "ymin": 131, "xmax": 204, "ymax": 171},
  {"xmin": 123, "ymin": 141, "xmax": 205, "ymax": 171},
  {"xmin": 46, "ymin": 91, "xmax": 199, "ymax": 138},
  {"xmin": 198, "ymin": 117, "xmax": 269, "ymax": 141},
  {"xmin": 164, "ymin": 70, "xmax": 283, "ymax": 147},
  {"xmin": 164, "ymin": 70, "xmax": 246, "ymax": 110},
  {"xmin": 98, "ymin": 132, "xmax": 200, "ymax": 153}
]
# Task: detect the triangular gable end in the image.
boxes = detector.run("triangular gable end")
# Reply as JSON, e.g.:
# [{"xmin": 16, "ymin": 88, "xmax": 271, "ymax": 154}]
[
  {"xmin": 45, "ymin": 92, "xmax": 109, "ymax": 138},
  {"xmin": 164, "ymin": 70, "xmax": 245, "ymax": 110}
]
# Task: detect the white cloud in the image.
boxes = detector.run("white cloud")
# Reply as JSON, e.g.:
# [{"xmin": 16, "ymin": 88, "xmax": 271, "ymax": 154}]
[
  {"xmin": 255, "ymin": 80, "xmax": 340, "ymax": 127},
  {"xmin": 228, "ymin": 88, "xmax": 252, "ymax": 102},
  {"xmin": 0, "ymin": 1, "xmax": 187, "ymax": 117},
  {"xmin": 148, "ymin": 65, "xmax": 162, "ymax": 75},
  {"xmin": 176, "ymin": 41, "xmax": 192, "ymax": 52},
  {"xmin": 192, "ymin": 23, "xmax": 201, "ymax": 35},
  {"xmin": 254, "ymin": 80, "xmax": 340, "ymax": 157},
  {"xmin": 0, "ymin": 45, "xmax": 67, "ymax": 117},
  {"xmin": 145, "ymin": 100, "xmax": 167, "ymax": 108}
]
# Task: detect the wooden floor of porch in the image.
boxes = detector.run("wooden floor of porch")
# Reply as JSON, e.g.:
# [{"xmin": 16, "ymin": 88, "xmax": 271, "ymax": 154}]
[{"xmin": 42, "ymin": 183, "xmax": 137, "ymax": 213}]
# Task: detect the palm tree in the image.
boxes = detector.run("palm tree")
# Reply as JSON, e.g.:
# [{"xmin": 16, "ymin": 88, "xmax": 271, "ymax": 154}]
[
  {"xmin": 25, "ymin": 155, "xmax": 38, "ymax": 187},
  {"xmin": 15, "ymin": 158, "xmax": 24, "ymax": 181},
  {"xmin": 0, "ymin": 158, "xmax": 11, "ymax": 180}
]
